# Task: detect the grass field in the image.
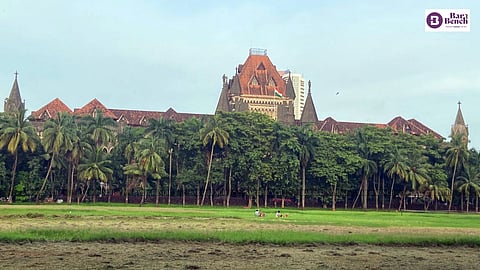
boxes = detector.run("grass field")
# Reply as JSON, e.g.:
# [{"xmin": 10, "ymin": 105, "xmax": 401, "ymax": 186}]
[
  {"xmin": 1, "ymin": 204, "xmax": 479, "ymax": 246},
  {"xmin": 1, "ymin": 204, "xmax": 480, "ymax": 269}
]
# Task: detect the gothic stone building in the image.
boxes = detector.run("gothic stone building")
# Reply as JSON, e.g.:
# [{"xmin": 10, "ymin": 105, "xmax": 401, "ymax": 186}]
[{"xmin": 5, "ymin": 50, "xmax": 444, "ymax": 140}]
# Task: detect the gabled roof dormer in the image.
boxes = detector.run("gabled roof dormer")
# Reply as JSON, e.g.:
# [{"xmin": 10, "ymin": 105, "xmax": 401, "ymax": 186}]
[
  {"xmin": 30, "ymin": 98, "xmax": 73, "ymax": 120},
  {"xmin": 73, "ymin": 98, "xmax": 117, "ymax": 119}
]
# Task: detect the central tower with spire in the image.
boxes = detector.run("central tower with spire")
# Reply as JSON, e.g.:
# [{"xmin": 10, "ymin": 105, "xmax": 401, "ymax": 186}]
[
  {"xmin": 4, "ymin": 71, "xmax": 25, "ymax": 113},
  {"xmin": 216, "ymin": 49, "xmax": 296, "ymax": 124}
]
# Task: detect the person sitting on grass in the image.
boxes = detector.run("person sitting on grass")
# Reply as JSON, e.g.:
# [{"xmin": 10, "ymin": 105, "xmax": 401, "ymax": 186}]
[
  {"xmin": 255, "ymin": 209, "xmax": 265, "ymax": 217},
  {"xmin": 276, "ymin": 210, "xmax": 288, "ymax": 218}
]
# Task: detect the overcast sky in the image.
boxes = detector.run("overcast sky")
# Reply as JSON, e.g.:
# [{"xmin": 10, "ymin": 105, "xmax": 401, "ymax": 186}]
[{"xmin": 1, "ymin": 0, "xmax": 479, "ymax": 149}]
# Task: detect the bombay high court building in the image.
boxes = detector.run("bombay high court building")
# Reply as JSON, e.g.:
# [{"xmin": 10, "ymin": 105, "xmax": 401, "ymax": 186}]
[{"xmin": 5, "ymin": 48, "xmax": 467, "ymax": 141}]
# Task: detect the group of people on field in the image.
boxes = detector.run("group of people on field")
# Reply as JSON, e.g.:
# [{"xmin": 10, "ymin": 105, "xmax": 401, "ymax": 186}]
[{"xmin": 255, "ymin": 209, "xmax": 287, "ymax": 218}]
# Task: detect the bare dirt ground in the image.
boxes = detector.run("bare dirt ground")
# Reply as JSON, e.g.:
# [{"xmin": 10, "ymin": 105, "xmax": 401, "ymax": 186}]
[
  {"xmin": 1, "ymin": 212, "xmax": 479, "ymax": 269},
  {"xmin": 1, "ymin": 241, "xmax": 479, "ymax": 270}
]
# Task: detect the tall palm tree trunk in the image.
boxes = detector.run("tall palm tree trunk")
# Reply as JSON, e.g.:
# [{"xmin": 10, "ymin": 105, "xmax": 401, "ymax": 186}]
[
  {"xmin": 332, "ymin": 182, "xmax": 337, "ymax": 211},
  {"xmin": 92, "ymin": 179, "xmax": 97, "ymax": 203},
  {"xmin": 67, "ymin": 164, "xmax": 75, "ymax": 204},
  {"xmin": 209, "ymin": 181, "xmax": 213, "ymax": 206},
  {"xmin": 381, "ymin": 177, "xmax": 385, "ymax": 209},
  {"xmin": 140, "ymin": 176, "xmax": 146, "ymax": 206},
  {"xmin": 155, "ymin": 178, "xmax": 160, "ymax": 207},
  {"xmin": 475, "ymin": 195, "xmax": 478, "ymax": 213},
  {"xmin": 256, "ymin": 177, "xmax": 260, "ymax": 209},
  {"xmin": 168, "ymin": 149, "xmax": 172, "ymax": 205},
  {"xmin": 81, "ymin": 181, "xmax": 90, "ymax": 203},
  {"xmin": 196, "ymin": 182, "xmax": 200, "ymax": 206},
  {"xmin": 182, "ymin": 184, "xmax": 186, "ymax": 206},
  {"xmin": 125, "ymin": 178, "xmax": 130, "ymax": 204},
  {"xmin": 264, "ymin": 184, "xmax": 268, "ymax": 208},
  {"xmin": 448, "ymin": 152, "xmax": 459, "ymax": 211},
  {"xmin": 344, "ymin": 192, "xmax": 348, "ymax": 209},
  {"xmin": 373, "ymin": 174, "xmax": 379, "ymax": 210},
  {"xmin": 466, "ymin": 192, "xmax": 470, "ymax": 212},
  {"xmin": 36, "ymin": 153, "xmax": 56, "ymax": 204},
  {"xmin": 362, "ymin": 176, "xmax": 368, "ymax": 209},
  {"xmin": 222, "ymin": 168, "xmax": 227, "ymax": 206},
  {"xmin": 201, "ymin": 142, "xmax": 215, "ymax": 206},
  {"xmin": 70, "ymin": 165, "xmax": 76, "ymax": 204},
  {"xmin": 398, "ymin": 186, "xmax": 407, "ymax": 211},
  {"xmin": 388, "ymin": 177, "xmax": 396, "ymax": 209},
  {"xmin": 7, "ymin": 152, "xmax": 19, "ymax": 204},
  {"xmin": 66, "ymin": 164, "xmax": 72, "ymax": 204},
  {"xmin": 301, "ymin": 165, "xmax": 306, "ymax": 210},
  {"xmin": 226, "ymin": 167, "xmax": 232, "ymax": 207},
  {"xmin": 352, "ymin": 184, "xmax": 363, "ymax": 209}
]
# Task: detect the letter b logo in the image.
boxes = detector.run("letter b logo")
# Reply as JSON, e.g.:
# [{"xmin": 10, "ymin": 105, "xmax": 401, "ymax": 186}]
[{"xmin": 426, "ymin": 12, "xmax": 443, "ymax": 29}]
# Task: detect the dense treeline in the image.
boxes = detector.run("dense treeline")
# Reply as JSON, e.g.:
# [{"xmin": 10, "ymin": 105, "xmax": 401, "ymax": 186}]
[{"xmin": 0, "ymin": 110, "xmax": 478, "ymax": 211}]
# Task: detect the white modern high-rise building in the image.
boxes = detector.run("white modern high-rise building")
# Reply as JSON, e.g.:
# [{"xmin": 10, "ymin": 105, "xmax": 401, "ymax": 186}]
[{"xmin": 280, "ymin": 71, "xmax": 306, "ymax": 120}]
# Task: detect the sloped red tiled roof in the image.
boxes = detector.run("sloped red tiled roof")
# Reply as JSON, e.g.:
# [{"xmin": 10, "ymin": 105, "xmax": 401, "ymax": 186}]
[
  {"xmin": 337, "ymin": 121, "xmax": 385, "ymax": 133},
  {"xmin": 317, "ymin": 117, "xmax": 338, "ymax": 132},
  {"xmin": 73, "ymin": 98, "xmax": 117, "ymax": 119},
  {"xmin": 109, "ymin": 109, "xmax": 163, "ymax": 126},
  {"xmin": 237, "ymin": 54, "xmax": 287, "ymax": 97},
  {"xmin": 408, "ymin": 119, "xmax": 443, "ymax": 139},
  {"xmin": 318, "ymin": 117, "xmax": 387, "ymax": 134},
  {"xmin": 109, "ymin": 107, "xmax": 210, "ymax": 126},
  {"xmin": 162, "ymin": 107, "xmax": 210, "ymax": 122},
  {"xmin": 316, "ymin": 115, "xmax": 442, "ymax": 139},
  {"xmin": 30, "ymin": 98, "xmax": 73, "ymax": 120},
  {"xmin": 387, "ymin": 116, "xmax": 426, "ymax": 136}
]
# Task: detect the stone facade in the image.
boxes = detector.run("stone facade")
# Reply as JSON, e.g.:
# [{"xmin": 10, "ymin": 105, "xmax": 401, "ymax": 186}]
[{"xmin": 216, "ymin": 49, "xmax": 296, "ymax": 125}]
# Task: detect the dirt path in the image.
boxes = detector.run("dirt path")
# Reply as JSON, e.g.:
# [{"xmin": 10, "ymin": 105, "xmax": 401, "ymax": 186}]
[{"xmin": 1, "ymin": 241, "xmax": 479, "ymax": 270}]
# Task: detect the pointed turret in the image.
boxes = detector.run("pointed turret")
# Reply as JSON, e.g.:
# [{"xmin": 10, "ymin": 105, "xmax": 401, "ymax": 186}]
[
  {"xmin": 4, "ymin": 71, "xmax": 25, "ymax": 113},
  {"xmin": 215, "ymin": 74, "xmax": 231, "ymax": 113},
  {"xmin": 451, "ymin": 101, "xmax": 468, "ymax": 143},
  {"xmin": 285, "ymin": 73, "xmax": 296, "ymax": 100},
  {"xmin": 300, "ymin": 80, "xmax": 318, "ymax": 124}
]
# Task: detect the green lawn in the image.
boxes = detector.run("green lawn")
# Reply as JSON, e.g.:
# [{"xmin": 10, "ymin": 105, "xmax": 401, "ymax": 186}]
[{"xmin": 1, "ymin": 204, "xmax": 479, "ymax": 245}]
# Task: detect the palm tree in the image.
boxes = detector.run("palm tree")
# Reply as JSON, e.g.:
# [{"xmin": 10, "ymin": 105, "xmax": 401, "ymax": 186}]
[
  {"xmin": 83, "ymin": 110, "xmax": 116, "ymax": 149},
  {"xmin": 145, "ymin": 117, "xmax": 175, "ymax": 205},
  {"xmin": 65, "ymin": 131, "xmax": 88, "ymax": 204},
  {"xmin": 446, "ymin": 134, "xmax": 469, "ymax": 211},
  {"xmin": 353, "ymin": 157, "xmax": 377, "ymax": 209},
  {"xmin": 145, "ymin": 118, "xmax": 174, "ymax": 145},
  {"xmin": 383, "ymin": 148, "xmax": 408, "ymax": 209},
  {"xmin": 122, "ymin": 162, "xmax": 142, "ymax": 204},
  {"xmin": 78, "ymin": 146, "xmax": 113, "ymax": 203},
  {"xmin": 424, "ymin": 174, "xmax": 450, "ymax": 210},
  {"xmin": 0, "ymin": 110, "xmax": 37, "ymax": 203},
  {"xmin": 135, "ymin": 137, "xmax": 166, "ymax": 206},
  {"xmin": 176, "ymin": 117, "xmax": 204, "ymax": 206},
  {"xmin": 456, "ymin": 166, "xmax": 480, "ymax": 212},
  {"xmin": 200, "ymin": 117, "xmax": 229, "ymax": 206},
  {"xmin": 295, "ymin": 126, "xmax": 316, "ymax": 210},
  {"xmin": 398, "ymin": 157, "xmax": 430, "ymax": 211},
  {"xmin": 36, "ymin": 112, "xmax": 75, "ymax": 203},
  {"xmin": 351, "ymin": 128, "xmax": 378, "ymax": 210}
]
